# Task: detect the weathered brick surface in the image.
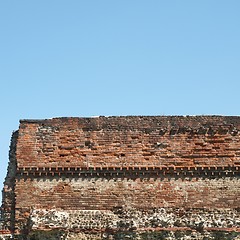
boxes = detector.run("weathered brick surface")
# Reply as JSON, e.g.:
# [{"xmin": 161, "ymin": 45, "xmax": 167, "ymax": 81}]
[
  {"xmin": 1, "ymin": 116, "xmax": 240, "ymax": 239},
  {"xmin": 16, "ymin": 116, "xmax": 240, "ymax": 168},
  {"xmin": 15, "ymin": 177, "xmax": 240, "ymax": 210}
]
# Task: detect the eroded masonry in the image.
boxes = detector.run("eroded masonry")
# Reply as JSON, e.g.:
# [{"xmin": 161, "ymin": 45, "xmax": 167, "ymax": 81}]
[{"xmin": 1, "ymin": 116, "xmax": 240, "ymax": 239}]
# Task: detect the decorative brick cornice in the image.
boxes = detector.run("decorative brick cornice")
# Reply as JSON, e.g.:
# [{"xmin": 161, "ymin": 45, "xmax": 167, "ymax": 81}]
[{"xmin": 16, "ymin": 165, "xmax": 240, "ymax": 178}]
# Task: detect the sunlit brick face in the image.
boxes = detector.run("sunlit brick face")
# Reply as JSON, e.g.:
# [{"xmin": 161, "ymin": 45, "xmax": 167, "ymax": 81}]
[{"xmin": 1, "ymin": 116, "xmax": 240, "ymax": 239}]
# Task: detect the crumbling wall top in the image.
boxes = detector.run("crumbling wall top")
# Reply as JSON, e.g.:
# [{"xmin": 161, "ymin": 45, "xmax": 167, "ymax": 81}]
[{"xmin": 19, "ymin": 115, "xmax": 240, "ymax": 130}]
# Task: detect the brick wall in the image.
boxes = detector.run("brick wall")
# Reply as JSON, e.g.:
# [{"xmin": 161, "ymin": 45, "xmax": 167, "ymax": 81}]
[
  {"xmin": 15, "ymin": 177, "xmax": 240, "ymax": 210},
  {"xmin": 1, "ymin": 116, "xmax": 240, "ymax": 239},
  {"xmin": 16, "ymin": 116, "xmax": 240, "ymax": 168}
]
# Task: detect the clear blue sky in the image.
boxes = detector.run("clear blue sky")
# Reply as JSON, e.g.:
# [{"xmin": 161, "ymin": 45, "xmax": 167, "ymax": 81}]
[{"xmin": 0, "ymin": 1, "xmax": 240, "ymax": 201}]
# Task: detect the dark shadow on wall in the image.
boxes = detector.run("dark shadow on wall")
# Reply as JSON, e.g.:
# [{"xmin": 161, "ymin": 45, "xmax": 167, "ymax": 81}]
[{"xmin": 1, "ymin": 130, "xmax": 19, "ymax": 235}]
